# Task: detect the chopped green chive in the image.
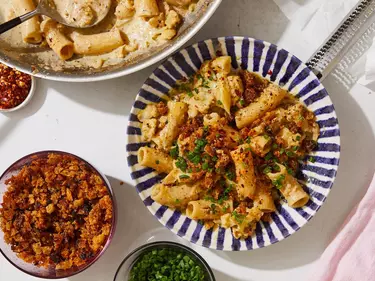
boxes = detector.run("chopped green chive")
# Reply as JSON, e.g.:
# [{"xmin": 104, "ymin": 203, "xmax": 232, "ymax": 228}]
[
  {"xmin": 232, "ymin": 211, "xmax": 245, "ymax": 224},
  {"xmin": 170, "ymin": 145, "xmax": 179, "ymax": 159},
  {"xmin": 309, "ymin": 156, "xmax": 316, "ymax": 163},
  {"xmin": 217, "ymin": 100, "xmax": 223, "ymax": 105},
  {"xmin": 128, "ymin": 248, "xmax": 206, "ymax": 281},
  {"xmin": 263, "ymin": 166, "xmax": 272, "ymax": 174},
  {"xmin": 265, "ymin": 152, "xmax": 273, "ymax": 161},
  {"xmin": 225, "ymin": 170, "xmax": 235, "ymax": 181},
  {"xmin": 292, "ymin": 146, "xmax": 299, "ymax": 151},
  {"xmin": 155, "ymin": 160, "xmax": 160, "ymax": 165},
  {"xmin": 272, "ymin": 174, "xmax": 285, "ymax": 189},
  {"xmin": 210, "ymin": 204, "xmax": 217, "ymax": 214},
  {"xmin": 296, "ymin": 135, "xmax": 301, "ymax": 141},
  {"xmin": 239, "ymin": 99, "xmax": 245, "ymax": 106},
  {"xmin": 175, "ymin": 157, "xmax": 187, "ymax": 172},
  {"xmin": 202, "ymin": 162, "xmax": 209, "ymax": 170},
  {"xmin": 179, "ymin": 174, "xmax": 190, "ymax": 179},
  {"xmin": 286, "ymin": 151, "xmax": 295, "ymax": 158}
]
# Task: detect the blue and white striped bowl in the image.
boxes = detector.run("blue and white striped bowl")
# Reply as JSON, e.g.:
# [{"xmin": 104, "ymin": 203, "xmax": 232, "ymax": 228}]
[{"xmin": 126, "ymin": 37, "xmax": 340, "ymax": 251}]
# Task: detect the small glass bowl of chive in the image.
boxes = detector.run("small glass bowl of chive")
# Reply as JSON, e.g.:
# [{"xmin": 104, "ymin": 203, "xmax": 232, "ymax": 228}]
[{"xmin": 113, "ymin": 241, "xmax": 216, "ymax": 281}]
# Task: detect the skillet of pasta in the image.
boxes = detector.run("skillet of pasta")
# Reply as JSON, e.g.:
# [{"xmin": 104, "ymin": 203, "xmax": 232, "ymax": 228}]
[
  {"xmin": 0, "ymin": 0, "xmax": 204, "ymax": 70},
  {"xmin": 137, "ymin": 56, "xmax": 320, "ymax": 239}
]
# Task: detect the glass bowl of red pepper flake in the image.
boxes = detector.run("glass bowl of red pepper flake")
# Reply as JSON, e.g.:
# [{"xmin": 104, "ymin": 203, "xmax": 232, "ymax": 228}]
[{"xmin": 0, "ymin": 63, "xmax": 35, "ymax": 113}]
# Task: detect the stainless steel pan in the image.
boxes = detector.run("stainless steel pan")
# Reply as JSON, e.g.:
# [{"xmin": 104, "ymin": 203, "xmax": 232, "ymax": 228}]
[{"xmin": 0, "ymin": 0, "xmax": 222, "ymax": 82}]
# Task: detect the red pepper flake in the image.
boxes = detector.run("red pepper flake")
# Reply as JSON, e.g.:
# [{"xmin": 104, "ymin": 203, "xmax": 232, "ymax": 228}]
[
  {"xmin": 267, "ymin": 70, "xmax": 273, "ymax": 75},
  {"xmin": 0, "ymin": 63, "xmax": 32, "ymax": 109}
]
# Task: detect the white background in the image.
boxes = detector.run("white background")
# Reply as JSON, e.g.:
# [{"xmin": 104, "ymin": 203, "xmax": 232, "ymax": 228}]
[{"xmin": 1, "ymin": 0, "xmax": 375, "ymax": 280}]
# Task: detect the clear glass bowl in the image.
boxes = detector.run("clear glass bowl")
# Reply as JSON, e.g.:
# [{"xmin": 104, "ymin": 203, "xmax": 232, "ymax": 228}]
[
  {"xmin": 0, "ymin": 150, "xmax": 117, "ymax": 279},
  {"xmin": 113, "ymin": 241, "xmax": 216, "ymax": 281}
]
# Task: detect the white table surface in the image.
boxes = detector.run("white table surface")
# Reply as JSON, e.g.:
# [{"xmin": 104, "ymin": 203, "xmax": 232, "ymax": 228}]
[{"xmin": 1, "ymin": 1, "xmax": 375, "ymax": 280}]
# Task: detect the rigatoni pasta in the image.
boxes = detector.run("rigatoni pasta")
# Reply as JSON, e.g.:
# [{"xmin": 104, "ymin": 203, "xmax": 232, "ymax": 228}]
[
  {"xmin": 40, "ymin": 19, "xmax": 74, "ymax": 60},
  {"xmin": 11, "ymin": 0, "xmax": 42, "ymax": 44},
  {"xmin": 71, "ymin": 30, "xmax": 125, "ymax": 55},
  {"xmin": 1, "ymin": 0, "xmax": 202, "ymax": 66},
  {"xmin": 137, "ymin": 56, "xmax": 319, "ymax": 239}
]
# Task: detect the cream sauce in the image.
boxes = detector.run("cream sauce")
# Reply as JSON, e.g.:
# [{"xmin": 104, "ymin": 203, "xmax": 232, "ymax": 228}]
[
  {"xmin": 52, "ymin": 0, "xmax": 111, "ymax": 28},
  {"xmin": 0, "ymin": 0, "xmax": 201, "ymax": 71}
]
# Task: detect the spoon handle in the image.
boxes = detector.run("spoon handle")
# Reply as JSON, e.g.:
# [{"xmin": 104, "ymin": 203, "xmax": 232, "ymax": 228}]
[{"xmin": 0, "ymin": 9, "xmax": 40, "ymax": 35}]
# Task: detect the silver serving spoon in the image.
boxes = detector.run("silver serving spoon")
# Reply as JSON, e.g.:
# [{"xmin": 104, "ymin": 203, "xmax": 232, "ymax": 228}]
[{"xmin": 0, "ymin": 0, "xmax": 111, "ymax": 34}]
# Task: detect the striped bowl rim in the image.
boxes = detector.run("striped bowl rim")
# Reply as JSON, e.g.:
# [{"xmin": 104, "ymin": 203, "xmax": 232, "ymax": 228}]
[{"xmin": 126, "ymin": 37, "xmax": 340, "ymax": 251}]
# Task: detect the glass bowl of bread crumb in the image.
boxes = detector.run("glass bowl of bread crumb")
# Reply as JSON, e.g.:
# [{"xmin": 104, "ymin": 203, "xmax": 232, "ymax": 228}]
[
  {"xmin": 0, "ymin": 151, "xmax": 117, "ymax": 279},
  {"xmin": 114, "ymin": 241, "xmax": 215, "ymax": 281},
  {"xmin": 0, "ymin": 63, "xmax": 36, "ymax": 113}
]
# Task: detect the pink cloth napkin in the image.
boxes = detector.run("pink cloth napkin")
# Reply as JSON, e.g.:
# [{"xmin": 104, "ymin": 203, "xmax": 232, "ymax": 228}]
[{"xmin": 310, "ymin": 173, "xmax": 375, "ymax": 281}]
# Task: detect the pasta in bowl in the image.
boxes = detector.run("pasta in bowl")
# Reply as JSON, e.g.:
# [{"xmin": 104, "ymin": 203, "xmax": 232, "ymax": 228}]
[{"xmin": 126, "ymin": 37, "xmax": 340, "ymax": 250}]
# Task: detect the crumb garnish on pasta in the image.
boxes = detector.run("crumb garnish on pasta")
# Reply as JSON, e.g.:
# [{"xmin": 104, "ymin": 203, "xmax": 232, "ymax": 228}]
[{"xmin": 137, "ymin": 56, "xmax": 319, "ymax": 239}]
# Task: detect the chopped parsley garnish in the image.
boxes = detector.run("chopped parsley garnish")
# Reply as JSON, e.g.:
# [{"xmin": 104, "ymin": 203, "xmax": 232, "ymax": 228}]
[
  {"xmin": 187, "ymin": 90, "xmax": 193, "ymax": 97},
  {"xmin": 217, "ymin": 100, "xmax": 223, "ymax": 105},
  {"xmin": 179, "ymin": 174, "xmax": 190, "ymax": 179},
  {"xmin": 296, "ymin": 135, "xmax": 301, "ymax": 141},
  {"xmin": 280, "ymin": 148, "xmax": 285, "ymax": 155},
  {"xmin": 170, "ymin": 145, "xmax": 179, "ymax": 159},
  {"xmin": 194, "ymin": 88, "xmax": 199, "ymax": 94},
  {"xmin": 264, "ymin": 134, "xmax": 271, "ymax": 140},
  {"xmin": 212, "ymin": 156, "xmax": 218, "ymax": 162},
  {"xmin": 155, "ymin": 160, "xmax": 160, "ymax": 165},
  {"xmin": 175, "ymin": 199, "xmax": 181, "ymax": 204},
  {"xmin": 246, "ymin": 137, "xmax": 252, "ymax": 144},
  {"xmin": 175, "ymin": 157, "xmax": 187, "ymax": 172},
  {"xmin": 239, "ymin": 99, "xmax": 245, "ymax": 106},
  {"xmin": 292, "ymin": 146, "xmax": 299, "ymax": 151},
  {"xmin": 309, "ymin": 156, "xmax": 316, "ymax": 163},
  {"xmin": 287, "ymin": 168, "xmax": 295, "ymax": 175},
  {"xmin": 272, "ymin": 143, "xmax": 278, "ymax": 150}
]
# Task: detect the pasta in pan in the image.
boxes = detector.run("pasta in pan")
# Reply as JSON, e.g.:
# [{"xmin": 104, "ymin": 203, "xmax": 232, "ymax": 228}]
[
  {"xmin": 0, "ymin": 0, "xmax": 204, "ymax": 69},
  {"xmin": 137, "ymin": 56, "xmax": 320, "ymax": 239}
]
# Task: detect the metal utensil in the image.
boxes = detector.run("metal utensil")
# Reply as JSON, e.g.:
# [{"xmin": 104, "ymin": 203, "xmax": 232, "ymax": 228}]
[
  {"xmin": 0, "ymin": 0, "xmax": 111, "ymax": 34},
  {"xmin": 306, "ymin": 0, "xmax": 375, "ymax": 81}
]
